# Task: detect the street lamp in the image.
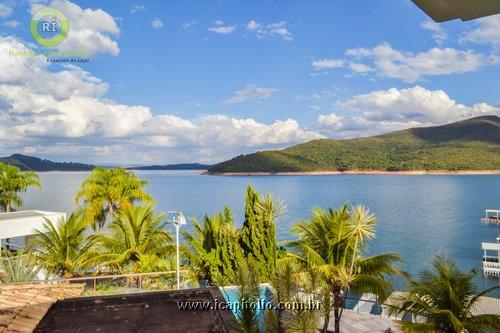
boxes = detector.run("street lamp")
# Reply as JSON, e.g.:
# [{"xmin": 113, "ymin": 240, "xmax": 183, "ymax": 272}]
[{"xmin": 168, "ymin": 211, "xmax": 186, "ymax": 290}]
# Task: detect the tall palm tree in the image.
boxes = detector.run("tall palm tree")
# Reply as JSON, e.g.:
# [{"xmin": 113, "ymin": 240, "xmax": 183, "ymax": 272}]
[
  {"xmin": 75, "ymin": 167, "xmax": 153, "ymax": 229},
  {"xmin": 85, "ymin": 205, "xmax": 172, "ymax": 273},
  {"xmin": 288, "ymin": 204, "xmax": 402, "ymax": 333},
  {"xmin": 34, "ymin": 211, "xmax": 90, "ymax": 278},
  {"xmin": 0, "ymin": 162, "xmax": 41, "ymax": 212},
  {"xmin": 348, "ymin": 205, "xmax": 376, "ymax": 273},
  {"xmin": 389, "ymin": 256, "xmax": 500, "ymax": 333},
  {"xmin": 0, "ymin": 249, "xmax": 40, "ymax": 282}
]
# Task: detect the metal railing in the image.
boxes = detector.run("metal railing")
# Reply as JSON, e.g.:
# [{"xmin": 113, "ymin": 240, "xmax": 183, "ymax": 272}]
[{"xmin": 1, "ymin": 270, "xmax": 191, "ymax": 295}]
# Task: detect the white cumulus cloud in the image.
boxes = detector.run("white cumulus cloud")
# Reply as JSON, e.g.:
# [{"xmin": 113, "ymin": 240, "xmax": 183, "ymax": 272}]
[
  {"xmin": 245, "ymin": 20, "xmax": 293, "ymax": 41},
  {"xmin": 317, "ymin": 86, "xmax": 499, "ymax": 137},
  {"xmin": 420, "ymin": 20, "xmax": 448, "ymax": 45},
  {"xmin": 208, "ymin": 20, "xmax": 235, "ymax": 35},
  {"xmin": 222, "ymin": 84, "xmax": 278, "ymax": 105},
  {"xmin": 312, "ymin": 59, "xmax": 344, "ymax": 69},
  {"xmin": 460, "ymin": 15, "xmax": 500, "ymax": 47},
  {"xmin": 344, "ymin": 42, "xmax": 498, "ymax": 83},
  {"xmin": 151, "ymin": 18, "xmax": 164, "ymax": 29},
  {"xmin": 0, "ymin": 37, "xmax": 320, "ymax": 164}
]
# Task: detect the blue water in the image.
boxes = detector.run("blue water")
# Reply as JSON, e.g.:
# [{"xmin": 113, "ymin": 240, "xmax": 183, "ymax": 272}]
[
  {"xmin": 23, "ymin": 171, "xmax": 500, "ymax": 294},
  {"xmin": 220, "ymin": 284, "xmax": 274, "ymax": 329}
]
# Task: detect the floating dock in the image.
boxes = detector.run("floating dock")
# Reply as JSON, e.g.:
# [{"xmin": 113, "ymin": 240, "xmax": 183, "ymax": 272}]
[
  {"xmin": 481, "ymin": 209, "xmax": 500, "ymax": 223},
  {"xmin": 482, "ymin": 235, "xmax": 500, "ymax": 277}
]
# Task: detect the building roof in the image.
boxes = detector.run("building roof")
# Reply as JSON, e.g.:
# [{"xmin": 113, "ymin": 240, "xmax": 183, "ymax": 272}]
[
  {"xmin": 0, "ymin": 211, "xmax": 65, "ymax": 240},
  {"xmin": 482, "ymin": 242, "xmax": 500, "ymax": 251},
  {"xmin": 471, "ymin": 296, "xmax": 500, "ymax": 316},
  {"xmin": 34, "ymin": 288, "xmax": 236, "ymax": 333},
  {"xmin": 0, "ymin": 283, "xmax": 85, "ymax": 333},
  {"xmin": 412, "ymin": 0, "xmax": 500, "ymax": 22}
]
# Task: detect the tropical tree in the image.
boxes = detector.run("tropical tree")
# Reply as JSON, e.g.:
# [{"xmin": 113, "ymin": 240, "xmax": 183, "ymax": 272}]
[
  {"xmin": 0, "ymin": 162, "xmax": 41, "ymax": 212},
  {"xmin": 240, "ymin": 186, "xmax": 285, "ymax": 281},
  {"xmin": 389, "ymin": 256, "xmax": 500, "ymax": 333},
  {"xmin": 34, "ymin": 211, "xmax": 90, "ymax": 278},
  {"xmin": 182, "ymin": 206, "xmax": 244, "ymax": 285},
  {"xmin": 287, "ymin": 204, "xmax": 402, "ymax": 333},
  {"xmin": 0, "ymin": 249, "xmax": 40, "ymax": 282},
  {"xmin": 75, "ymin": 167, "xmax": 153, "ymax": 229},
  {"xmin": 85, "ymin": 205, "xmax": 172, "ymax": 273},
  {"xmin": 230, "ymin": 260, "xmax": 261, "ymax": 333},
  {"xmin": 265, "ymin": 258, "xmax": 319, "ymax": 333}
]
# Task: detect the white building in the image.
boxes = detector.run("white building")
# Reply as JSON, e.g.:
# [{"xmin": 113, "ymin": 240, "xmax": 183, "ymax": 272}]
[{"xmin": 0, "ymin": 210, "xmax": 65, "ymax": 252}]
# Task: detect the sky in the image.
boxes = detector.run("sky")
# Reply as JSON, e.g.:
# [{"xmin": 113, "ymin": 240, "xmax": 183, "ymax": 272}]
[{"xmin": 0, "ymin": 0, "xmax": 499, "ymax": 165}]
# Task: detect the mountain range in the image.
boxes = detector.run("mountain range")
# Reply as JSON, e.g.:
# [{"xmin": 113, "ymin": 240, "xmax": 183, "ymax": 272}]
[
  {"xmin": 208, "ymin": 115, "xmax": 500, "ymax": 173},
  {"xmin": 2, "ymin": 116, "xmax": 498, "ymax": 173},
  {"xmin": 0, "ymin": 154, "xmax": 211, "ymax": 172}
]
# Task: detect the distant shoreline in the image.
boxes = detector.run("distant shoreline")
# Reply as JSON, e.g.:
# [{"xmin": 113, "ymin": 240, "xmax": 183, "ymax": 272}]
[{"xmin": 206, "ymin": 170, "xmax": 500, "ymax": 176}]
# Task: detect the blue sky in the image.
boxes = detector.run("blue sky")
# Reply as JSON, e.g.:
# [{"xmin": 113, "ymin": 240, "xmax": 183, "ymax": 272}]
[{"xmin": 0, "ymin": 0, "xmax": 498, "ymax": 164}]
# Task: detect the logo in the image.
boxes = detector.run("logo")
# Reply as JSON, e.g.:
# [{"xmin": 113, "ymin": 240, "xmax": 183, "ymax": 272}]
[{"xmin": 30, "ymin": 7, "xmax": 69, "ymax": 47}]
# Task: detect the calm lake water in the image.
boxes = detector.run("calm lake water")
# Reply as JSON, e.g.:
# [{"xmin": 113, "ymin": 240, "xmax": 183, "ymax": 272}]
[{"xmin": 23, "ymin": 171, "xmax": 500, "ymax": 293}]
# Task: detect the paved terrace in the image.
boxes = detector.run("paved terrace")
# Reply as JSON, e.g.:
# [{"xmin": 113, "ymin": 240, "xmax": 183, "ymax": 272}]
[
  {"xmin": 34, "ymin": 288, "xmax": 236, "ymax": 333},
  {"xmin": 318, "ymin": 310, "xmax": 402, "ymax": 333}
]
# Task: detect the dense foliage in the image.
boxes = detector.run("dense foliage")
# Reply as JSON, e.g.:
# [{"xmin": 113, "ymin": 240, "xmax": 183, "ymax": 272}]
[
  {"xmin": 0, "ymin": 249, "xmax": 40, "ymax": 282},
  {"xmin": 183, "ymin": 185, "xmax": 283, "ymax": 284},
  {"xmin": 389, "ymin": 256, "xmax": 500, "ymax": 333},
  {"xmin": 241, "ymin": 187, "xmax": 281, "ymax": 280},
  {"xmin": 209, "ymin": 116, "xmax": 500, "ymax": 173},
  {"xmin": 287, "ymin": 204, "xmax": 402, "ymax": 333},
  {"xmin": 183, "ymin": 206, "xmax": 244, "ymax": 285},
  {"xmin": 0, "ymin": 162, "xmax": 41, "ymax": 212},
  {"xmin": 85, "ymin": 205, "xmax": 173, "ymax": 273},
  {"xmin": 34, "ymin": 211, "xmax": 91, "ymax": 278}
]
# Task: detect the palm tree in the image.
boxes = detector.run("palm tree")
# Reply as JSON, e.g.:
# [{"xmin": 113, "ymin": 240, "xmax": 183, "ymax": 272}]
[
  {"xmin": 0, "ymin": 249, "xmax": 40, "ymax": 282},
  {"xmin": 348, "ymin": 205, "xmax": 376, "ymax": 273},
  {"xmin": 288, "ymin": 204, "xmax": 402, "ymax": 333},
  {"xmin": 34, "ymin": 211, "xmax": 90, "ymax": 278},
  {"xmin": 182, "ymin": 206, "xmax": 244, "ymax": 285},
  {"xmin": 85, "ymin": 205, "xmax": 172, "ymax": 273},
  {"xmin": 0, "ymin": 162, "xmax": 41, "ymax": 212},
  {"xmin": 75, "ymin": 167, "xmax": 153, "ymax": 229},
  {"xmin": 389, "ymin": 256, "xmax": 500, "ymax": 333},
  {"xmin": 231, "ymin": 260, "xmax": 260, "ymax": 333}
]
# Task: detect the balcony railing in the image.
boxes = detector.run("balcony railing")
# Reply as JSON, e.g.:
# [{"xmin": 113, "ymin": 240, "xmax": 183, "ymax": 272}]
[{"xmin": 1, "ymin": 270, "xmax": 191, "ymax": 296}]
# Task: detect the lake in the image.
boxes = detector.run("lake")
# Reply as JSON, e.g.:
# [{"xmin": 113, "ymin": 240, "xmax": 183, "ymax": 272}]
[{"xmin": 23, "ymin": 170, "xmax": 500, "ymax": 292}]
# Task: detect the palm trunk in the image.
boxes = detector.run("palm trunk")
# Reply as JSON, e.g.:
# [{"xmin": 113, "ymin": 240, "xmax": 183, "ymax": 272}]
[
  {"xmin": 322, "ymin": 312, "xmax": 330, "ymax": 333},
  {"xmin": 349, "ymin": 237, "xmax": 358, "ymax": 274},
  {"xmin": 334, "ymin": 307, "xmax": 340, "ymax": 333},
  {"xmin": 5, "ymin": 202, "xmax": 12, "ymax": 212},
  {"xmin": 333, "ymin": 286, "xmax": 343, "ymax": 333}
]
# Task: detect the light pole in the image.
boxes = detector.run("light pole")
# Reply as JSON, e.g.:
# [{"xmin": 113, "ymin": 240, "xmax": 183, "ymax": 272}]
[{"xmin": 168, "ymin": 211, "xmax": 186, "ymax": 290}]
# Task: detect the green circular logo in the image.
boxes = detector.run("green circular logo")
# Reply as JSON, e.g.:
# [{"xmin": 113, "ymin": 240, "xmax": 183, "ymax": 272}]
[{"xmin": 30, "ymin": 7, "xmax": 69, "ymax": 47}]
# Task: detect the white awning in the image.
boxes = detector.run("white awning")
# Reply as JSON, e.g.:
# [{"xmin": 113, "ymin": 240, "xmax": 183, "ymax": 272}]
[
  {"xmin": 482, "ymin": 242, "xmax": 500, "ymax": 251},
  {"xmin": 412, "ymin": 0, "xmax": 500, "ymax": 22},
  {"xmin": 0, "ymin": 210, "xmax": 65, "ymax": 239}
]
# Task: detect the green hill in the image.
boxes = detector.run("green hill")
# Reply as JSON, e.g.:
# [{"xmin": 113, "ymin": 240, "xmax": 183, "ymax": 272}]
[
  {"xmin": 209, "ymin": 115, "xmax": 500, "ymax": 173},
  {"xmin": 0, "ymin": 154, "xmax": 95, "ymax": 171}
]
